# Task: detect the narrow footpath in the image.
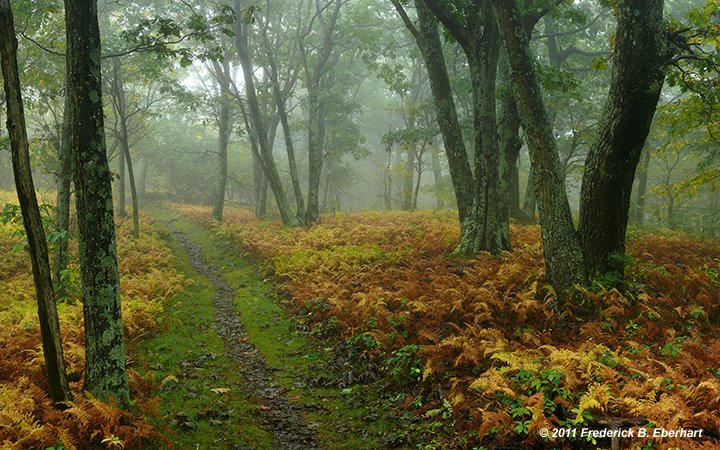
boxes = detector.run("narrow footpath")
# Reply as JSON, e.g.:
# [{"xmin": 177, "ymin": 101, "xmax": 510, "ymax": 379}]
[{"xmin": 171, "ymin": 230, "xmax": 319, "ymax": 450}]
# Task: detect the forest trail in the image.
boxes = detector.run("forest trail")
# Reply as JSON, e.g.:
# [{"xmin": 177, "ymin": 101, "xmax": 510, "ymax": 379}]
[{"xmin": 169, "ymin": 228, "xmax": 320, "ymax": 449}]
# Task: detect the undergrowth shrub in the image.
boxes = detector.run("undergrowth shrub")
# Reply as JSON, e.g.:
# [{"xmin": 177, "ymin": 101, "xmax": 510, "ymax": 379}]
[
  {"xmin": 175, "ymin": 203, "xmax": 720, "ymax": 449},
  {"xmin": 0, "ymin": 209, "xmax": 188, "ymax": 449}
]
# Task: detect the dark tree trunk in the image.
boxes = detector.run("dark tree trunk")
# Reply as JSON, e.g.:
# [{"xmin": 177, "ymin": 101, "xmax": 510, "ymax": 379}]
[
  {"xmin": 117, "ymin": 138, "xmax": 126, "ymax": 217},
  {"xmin": 496, "ymin": 0, "xmax": 587, "ymax": 298},
  {"xmin": 394, "ymin": 0, "xmax": 476, "ymax": 253},
  {"xmin": 0, "ymin": 0, "xmax": 72, "ymax": 405},
  {"xmin": 258, "ymin": 20, "xmax": 305, "ymax": 223},
  {"xmin": 110, "ymin": 59, "xmax": 139, "ymax": 238},
  {"xmin": 211, "ymin": 57, "xmax": 232, "ymax": 222},
  {"xmin": 54, "ymin": 96, "xmax": 73, "ymax": 296},
  {"xmin": 635, "ymin": 148, "xmax": 651, "ymax": 225},
  {"xmin": 498, "ymin": 53, "xmax": 523, "ymax": 223},
  {"xmin": 300, "ymin": 0, "xmax": 342, "ymax": 225},
  {"xmin": 234, "ymin": 2, "xmax": 298, "ymax": 226},
  {"xmin": 523, "ymin": 170, "xmax": 537, "ymax": 221},
  {"xmin": 402, "ymin": 145, "xmax": 415, "ymax": 210},
  {"xmin": 64, "ymin": 0, "xmax": 129, "ymax": 405},
  {"xmin": 578, "ymin": 0, "xmax": 668, "ymax": 277}
]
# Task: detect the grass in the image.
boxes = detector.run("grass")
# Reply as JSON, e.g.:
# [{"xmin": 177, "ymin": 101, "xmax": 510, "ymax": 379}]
[
  {"xmin": 135, "ymin": 215, "xmax": 276, "ymax": 449},
  {"xmin": 155, "ymin": 208, "xmax": 414, "ymax": 449}
]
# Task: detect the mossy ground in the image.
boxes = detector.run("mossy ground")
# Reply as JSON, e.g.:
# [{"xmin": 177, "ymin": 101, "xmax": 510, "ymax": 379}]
[{"xmin": 143, "ymin": 208, "xmax": 413, "ymax": 449}]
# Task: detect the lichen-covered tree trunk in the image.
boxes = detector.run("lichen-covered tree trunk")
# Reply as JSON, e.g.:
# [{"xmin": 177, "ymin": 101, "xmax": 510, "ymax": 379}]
[
  {"xmin": 496, "ymin": 0, "xmax": 587, "ymax": 298},
  {"xmin": 0, "ymin": 0, "xmax": 71, "ymax": 405},
  {"xmin": 578, "ymin": 0, "xmax": 668, "ymax": 277},
  {"xmin": 64, "ymin": 0, "xmax": 129, "ymax": 405}
]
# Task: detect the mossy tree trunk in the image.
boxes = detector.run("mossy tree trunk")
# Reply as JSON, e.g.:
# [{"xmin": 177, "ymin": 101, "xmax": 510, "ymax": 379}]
[
  {"xmin": 578, "ymin": 0, "xmax": 669, "ymax": 278},
  {"xmin": 0, "ymin": 0, "xmax": 72, "ymax": 405},
  {"xmin": 496, "ymin": 0, "xmax": 587, "ymax": 298},
  {"xmin": 64, "ymin": 0, "xmax": 129, "ymax": 406}
]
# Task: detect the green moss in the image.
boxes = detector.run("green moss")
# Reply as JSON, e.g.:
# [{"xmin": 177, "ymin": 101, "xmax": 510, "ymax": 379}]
[
  {"xmin": 135, "ymin": 216, "xmax": 276, "ymax": 449},
  {"xmin": 161, "ymin": 211, "xmax": 413, "ymax": 449}
]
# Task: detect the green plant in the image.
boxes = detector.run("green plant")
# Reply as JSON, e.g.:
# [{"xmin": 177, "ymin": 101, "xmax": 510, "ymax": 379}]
[{"xmin": 383, "ymin": 344, "xmax": 423, "ymax": 385}]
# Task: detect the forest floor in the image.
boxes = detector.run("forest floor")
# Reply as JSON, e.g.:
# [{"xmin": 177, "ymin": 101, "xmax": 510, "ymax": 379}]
[
  {"xmin": 144, "ymin": 208, "xmax": 418, "ymax": 449},
  {"xmin": 3, "ymin": 195, "xmax": 720, "ymax": 449}
]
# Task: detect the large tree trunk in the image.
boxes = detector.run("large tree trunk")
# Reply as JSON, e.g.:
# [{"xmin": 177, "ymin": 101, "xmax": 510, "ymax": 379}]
[
  {"xmin": 497, "ymin": 53, "xmax": 524, "ymax": 223},
  {"xmin": 64, "ymin": 0, "xmax": 129, "ymax": 405},
  {"xmin": 496, "ymin": 0, "xmax": 587, "ymax": 298},
  {"xmin": 578, "ymin": 0, "xmax": 668, "ymax": 277},
  {"xmin": 211, "ymin": 57, "xmax": 232, "ymax": 222},
  {"xmin": 0, "ymin": 0, "xmax": 72, "ymax": 404},
  {"xmin": 234, "ymin": 1, "xmax": 298, "ymax": 227}
]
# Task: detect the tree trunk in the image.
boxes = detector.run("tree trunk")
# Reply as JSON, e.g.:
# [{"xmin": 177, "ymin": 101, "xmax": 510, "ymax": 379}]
[
  {"xmin": 635, "ymin": 148, "xmax": 651, "ymax": 225},
  {"xmin": 64, "ymin": 0, "xmax": 129, "ymax": 405},
  {"xmin": 578, "ymin": 0, "xmax": 668, "ymax": 277},
  {"xmin": 54, "ymin": 96, "xmax": 72, "ymax": 296},
  {"xmin": 498, "ymin": 53, "xmax": 524, "ymax": 223},
  {"xmin": 258, "ymin": 24, "xmax": 305, "ymax": 223},
  {"xmin": 523, "ymin": 170, "xmax": 537, "ymax": 221},
  {"xmin": 110, "ymin": 59, "xmax": 139, "ymax": 238},
  {"xmin": 117, "ymin": 137, "xmax": 126, "ymax": 217},
  {"xmin": 211, "ymin": 57, "xmax": 232, "ymax": 222},
  {"xmin": 395, "ymin": 0, "xmax": 475, "ymax": 250},
  {"xmin": 496, "ymin": 0, "xmax": 587, "ymax": 298},
  {"xmin": 0, "ymin": 0, "xmax": 72, "ymax": 405},
  {"xmin": 234, "ymin": 2, "xmax": 298, "ymax": 226},
  {"xmin": 430, "ymin": 143, "xmax": 443, "ymax": 209},
  {"xmin": 402, "ymin": 144, "xmax": 415, "ymax": 210},
  {"xmin": 305, "ymin": 87, "xmax": 327, "ymax": 224}
]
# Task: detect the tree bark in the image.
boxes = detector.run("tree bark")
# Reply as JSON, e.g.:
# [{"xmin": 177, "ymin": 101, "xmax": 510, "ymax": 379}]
[
  {"xmin": 496, "ymin": 0, "xmax": 587, "ymax": 298},
  {"xmin": 0, "ymin": 0, "xmax": 72, "ymax": 405},
  {"xmin": 578, "ymin": 0, "xmax": 668, "ymax": 277},
  {"xmin": 234, "ymin": 0, "xmax": 298, "ymax": 226},
  {"xmin": 54, "ymin": 95, "xmax": 73, "ymax": 296},
  {"xmin": 635, "ymin": 148, "xmax": 651, "ymax": 225},
  {"xmin": 110, "ymin": 59, "xmax": 139, "ymax": 238},
  {"xmin": 430, "ymin": 143, "xmax": 443, "ymax": 209},
  {"xmin": 257, "ymin": 16, "xmax": 305, "ymax": 223},
  {"xmin": 64, "ymin": 0, "xmax": 129, "ymax": 405},
  {"xmin": 210, "ymin": 57, "xmax": 232, "ymax": 222},
  {"xmin": 393, "ymin": 0, "xmax": 476, "ymax": 252}
]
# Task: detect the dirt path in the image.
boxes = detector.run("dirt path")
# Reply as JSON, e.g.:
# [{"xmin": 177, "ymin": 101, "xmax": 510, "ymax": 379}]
[{"xmin": 172, "ymin": 230, "xmax": 319, "ymax": 450}]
